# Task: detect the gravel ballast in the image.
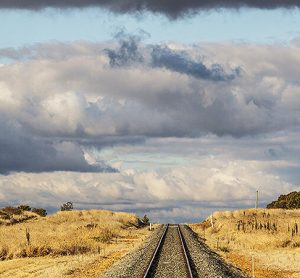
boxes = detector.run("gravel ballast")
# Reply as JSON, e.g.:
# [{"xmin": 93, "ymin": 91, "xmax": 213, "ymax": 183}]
[
  {"xmin": 100, "ymin": 224, "xmax": 248, "ymax": 278},
  {"xmin": 99, "ymin": 225, "xmax": 165, "ymax": 278},
  {"xmin": 148, "ymin": 225, "xmax": 190, "ymax": 278},
  {"xmin": 180, "ymin": 225, "xmax": 248, "ymax": 278}
]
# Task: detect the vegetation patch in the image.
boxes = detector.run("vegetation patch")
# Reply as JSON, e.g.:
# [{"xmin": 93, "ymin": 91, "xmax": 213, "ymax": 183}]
[
  {"xmin": 267, "ymin": 191, "xmax": 300, "ymax": 209},
  {"xmin": 0, "ymin": 209, "xmax": 142, "ymax": 261},
  {"xmin": 0, "ymin": 205, "xmax": 41, "ymax": 226},
  {"xmin": 190, "ymin": 208, "xmax": 300, "ymax": 278}
]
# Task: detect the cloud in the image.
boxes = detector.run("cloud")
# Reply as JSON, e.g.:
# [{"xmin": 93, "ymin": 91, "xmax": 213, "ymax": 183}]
[
  {"xmin": 1, "ymin": 39, "xmax": 300, "ymax": 172},
  {"xmin": 104, "ymin": 34, "xmax": 240, "ymax": 81},
  {"xmin": 1, "ymin": 39, "xmax": 300, "ymax": 221},
  {"xmin": 0, "ymin": 1, "xmax": 299, "ymax": 17},
  {"xmin": 0, "ymin": 158, "xmax": 296, "ymax": 222},
  {"xmin": 0, "ymin": 41, "xmax": 299, "ymax": 139},
  {"xmin": 151, "ymin": 46, "xmax": 240, "ymax": 81},
  {"xmin": 0, "ymin": 116, "xmax": 116, "ymax": 174},
  {"xmin": 105, "ymin": 32, "xmax": 144, "ymax": 67}
]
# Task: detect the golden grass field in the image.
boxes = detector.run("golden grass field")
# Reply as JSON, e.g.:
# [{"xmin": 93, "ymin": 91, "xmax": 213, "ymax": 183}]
[
  {"xmin": 190, "ymin": 208, "xmax": 300, "ymax": 278},
  {"xmin": 0, "ymin": 209, "xmax": 152, "ymax": 278}
]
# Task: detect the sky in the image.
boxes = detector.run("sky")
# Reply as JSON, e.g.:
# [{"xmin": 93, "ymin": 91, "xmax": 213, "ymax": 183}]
[
  {"xmin": 0, "ymin": 8, "xmax": 300, "ymax": 49},
  {"xmin": 0, "ymin": 2, "xmax": 300, "ymax": 223}
]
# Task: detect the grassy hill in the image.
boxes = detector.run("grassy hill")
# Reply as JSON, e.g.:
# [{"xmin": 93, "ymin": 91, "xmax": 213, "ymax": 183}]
[
  {"xmin": 0, "ymin": 209, "xmax": 152, "ymax": 278},
  {"xmin": 190, "ymin": 208, "xmax": 300, "ymax": 278}
]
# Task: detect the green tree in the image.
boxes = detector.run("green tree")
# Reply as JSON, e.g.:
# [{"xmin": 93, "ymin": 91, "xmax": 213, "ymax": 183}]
[
  {"xmin": 18, "ymin": 204, "xmax": 31, "ymax": 211},
  {"xmin": 32, "ymin": 208, "xmax": 47, "ymax": 217},
  {"xmin": 267, "ymin": 191, "xmax": 300, "ymax": 209},
  {"xmin": 141, "ymin": 214, "xmax": 149, "ymax": 225},
  {"xmin": 61, "ymin": 202, "xmax": 74, "ymax": 211}
]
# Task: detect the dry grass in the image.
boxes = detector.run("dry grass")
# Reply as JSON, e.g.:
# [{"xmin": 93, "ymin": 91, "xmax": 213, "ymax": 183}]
[
  {"xmin": 0, "ymin": 208, "xmax": 39, "ymax": 226},
  {"xmin": 0, "ymin": 209, "xmax": 152, "ymax": 278},
  {"xmin": 0, "ymin": 209, "xmax": 140, "ymax": 259},
  {"xmin": 190, "ymin": 208, "xmax": 300, "ymax": 278},
  {"xmin": 0, "ymin": 251, "xmax": 136, "ymax": 278}
]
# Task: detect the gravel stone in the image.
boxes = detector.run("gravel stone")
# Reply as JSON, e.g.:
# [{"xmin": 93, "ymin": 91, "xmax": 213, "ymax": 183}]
[
  {"xmin": 180, "ymin": 225, "xmax": 249, "ymax": 278},
  {"xmin": 99, "ymin": 225, "xmax": 165, "ymax": 278},
  {"xmin": 100, "ymin": 224, "xmax": 249, "ymax": 278},
  {"xmin": 148, "ymin": 225, "xmax": 190, "ymax": 278}
]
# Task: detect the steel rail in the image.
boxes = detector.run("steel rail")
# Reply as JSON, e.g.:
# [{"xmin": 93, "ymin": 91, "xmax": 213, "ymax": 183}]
[
  {"xmin": 143, "ymin": 224, "xmax": 194, "ymax": 278},
  {"xmin": 178, "ymin": 225, "xmax": 194, "ymax": 278},
  {"xmin": 143, "ymin": 224, "xmax": 169, "ymax": 278}
]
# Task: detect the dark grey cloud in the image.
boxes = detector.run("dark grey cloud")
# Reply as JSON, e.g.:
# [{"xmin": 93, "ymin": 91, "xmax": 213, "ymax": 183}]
[
  {"xmin": 105, "ymin": 34, "xmax": 238, "ymax": 81},
  {"xmin": 0, "ymin": 0, "xmax": 299, "ymax": 17},
  {"xmin": 0, "ymin": 117, "xmax": 116, "ymax": 174},
  {"xmin": 105, "ymin": 32, "xmax": 144, "ymax": 67},
  {"xmin": 151, "ymin": 46, "xmax": 240, "ymax": 81}
]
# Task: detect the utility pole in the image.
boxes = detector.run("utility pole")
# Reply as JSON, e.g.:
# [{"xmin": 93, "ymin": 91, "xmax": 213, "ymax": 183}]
[{"xmin": 255, "ymin": 190, "xmax": 259, "ymax": 209}]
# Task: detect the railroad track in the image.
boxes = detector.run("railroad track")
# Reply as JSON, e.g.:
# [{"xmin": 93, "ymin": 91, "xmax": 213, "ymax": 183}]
[
  {"xmin": 143, "ymin": 224, "xmax": 194, "ymax": 278},
  {"xmin": 101, "ymin": 224, "xmax": 247, "ymax": 278}
]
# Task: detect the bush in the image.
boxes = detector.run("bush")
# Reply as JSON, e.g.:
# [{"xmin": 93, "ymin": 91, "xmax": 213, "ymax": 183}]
[
  {"xmin": 267, "ymin": 191, "xmax": 300, "ymax": 209},
  {"xmin": 141, "ymin": 214, "xmax": 149, "ymax": 225},
  {"xmin": 0, "ymin": 210, "xmax": 10, "ymax": 218},
  {"xmin": 18, "ymin": 205, "xmax": 31, "ymax": 211},
  {"xmin": 61, "ymin": 202, "xmax": 73, "ymax": 211},
  {"xmin": 2, "ymin": 206, "xmax": 22, "ymax": 215},
  {"xmin": 32, "ymin": 208, "xmax": 47, "ymax": 217}
]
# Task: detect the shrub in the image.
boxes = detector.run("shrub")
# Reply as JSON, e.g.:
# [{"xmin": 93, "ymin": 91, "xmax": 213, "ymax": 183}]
[
  {"xmin": 0, "ymin": 247, "xmax": 8, "ymax": 261},
  {"xmin": 0, "ymin": 211, "xmax": 10, "ymax": 220},
  {"xmin": 55, "ymin": 245, "xmax": 91, "ymax": 256},
  {"xmin": 267, "ymin": 191, "xmax": 300, "ymax": 209},
  {"xmin": 32, "ymin": 208, "xmax": 47, "ymax": 217},
  {"xmin": 2, "ymin": 206, "xmax": 22, "ymax": 215},
  {"xmin": 18, "ymin": 205, "xmax": 31, "ymax": 211},
  {"xmin": 61, "ymin": 202, "xmax": 73, "ymax": 211},
  {"xmin": 141, "ymin": 214, "xmax": 149, "ymax": 225},
  {"xmin": 281, "ymin": 240, "xmax": 292, "ymax": 248},
  {"xmin": 293, "ymin": 241, "xmax": 300, "ymax": 248},
  {"xmin": 10, "ymin": 218, "xmax": 18, "ymax": 225}
]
